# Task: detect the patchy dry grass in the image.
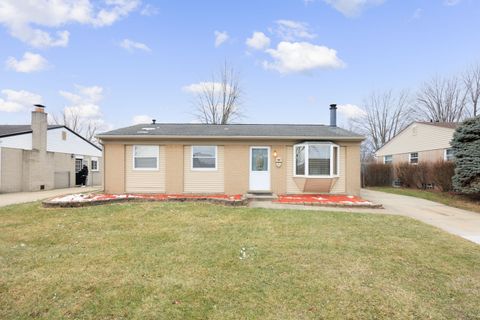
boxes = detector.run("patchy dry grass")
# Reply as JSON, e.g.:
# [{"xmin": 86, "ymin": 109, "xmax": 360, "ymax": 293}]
[
  {"xmin": 1, "ymin": 202, "xmax": 479, "ymax": 319},
  {"xmin": 370, "ymin": 187, "xmax": 480, "ymax": 214}
]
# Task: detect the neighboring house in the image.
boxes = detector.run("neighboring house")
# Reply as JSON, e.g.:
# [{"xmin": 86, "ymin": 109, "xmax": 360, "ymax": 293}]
[
  {"xmin": 375, "ymin": 121, "xmax": 459, "ymax": 165},
  {"xmin": 97, "ymin": 105, "xmax": 364, "ymax": 196},
  {"xmin": 0, "ymin": 105, "xmax": 102, "ymax": 193}
]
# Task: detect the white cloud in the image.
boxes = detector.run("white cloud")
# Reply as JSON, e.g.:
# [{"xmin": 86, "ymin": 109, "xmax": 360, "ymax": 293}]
[
  {"xmin": 0, "ymin": 89, "xmax": 43, "ymax": 112},
  {"xmin": 412, "ymin": 8, "xmax": 423, "ymax": 20},
  {"xmin": 273, "ymin": 20, "xmax": 316, "ymax": 41},
  {"xmin": 5, "ymin": 52, "xmax": 49, "ymax": 73},
  {"xmin": 60, "ymin": 85, "xmax": 104, "ymax": 119},
  {"xmin": 119, "ymin": 39, "xmax": 151, "ymax": 52},
  {"xmin": 132, "ymin": 114, "xmax": 153, "ymax": 124},
  {"xmin": 337, "ymin": 104, "xmax": 366, "ymax": 119},
  {"xmin": 246, "ymin": 31, "xmax": 271, "ymax": 50},
  {"xmin": 263, "ymin": 41, "xmax": 345, "ymax": 74},
  {"xmin": 140, "ymin": 4, "xmax": 159, "ymax": 16},
  {"xmin": 214, "ymin": 30, "xmax": 229, "ymax": 47},
  {"xmin": 444, "ymin": 0, "xmax": 461, "ymax": 6},
  {"xmin": 323, "ymin": 0, "xmax": 385, "ymax": 17},
  {"xmin": 183, "ymin": 82, "xmax": 234, "ymax": 94},
  {"xmin": 0, "ymin": 0, "xmax": 140, "ymax": 48}
]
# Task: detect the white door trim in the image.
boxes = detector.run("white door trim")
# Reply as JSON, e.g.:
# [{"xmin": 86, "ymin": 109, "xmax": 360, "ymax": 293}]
[{"xmin": 249, "ymin": 146, "xmax": 271, "ymax": 192}]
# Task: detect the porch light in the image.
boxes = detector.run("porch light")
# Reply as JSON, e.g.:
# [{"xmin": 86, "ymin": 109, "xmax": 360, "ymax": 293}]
[{"xmin": 273, "ymin": 150, "xmax": 277, "ymax": 158}]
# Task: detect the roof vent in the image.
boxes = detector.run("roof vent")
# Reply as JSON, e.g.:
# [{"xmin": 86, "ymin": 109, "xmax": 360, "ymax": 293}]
[
  {"xmin": 329, "ymin": 104, "xmax": 337, "ymax": 127},
  {"xmin": 152, "ymin": 119, "xmax": 156, "ymax": 124}
]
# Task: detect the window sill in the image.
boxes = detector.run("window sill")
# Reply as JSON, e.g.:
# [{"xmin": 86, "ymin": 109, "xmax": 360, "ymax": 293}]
[{"xmin": 293, "ymin": 175, "xmax": 340, "ymax": 179}]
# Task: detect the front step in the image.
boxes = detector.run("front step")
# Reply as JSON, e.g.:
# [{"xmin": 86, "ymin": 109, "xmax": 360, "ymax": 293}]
[{"xmin": 246, "ymin": 192, "xmax": 278, "ymax": 202}]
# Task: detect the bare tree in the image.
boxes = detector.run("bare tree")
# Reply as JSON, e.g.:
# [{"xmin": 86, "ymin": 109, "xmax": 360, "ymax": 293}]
[
  {"xmin": 352, "ymin": 90, "xmax": 412, "ymax": 154},
  {"xmin": 464, "ymin": 64, "xmax": 480, "ymax": 117},
  {"xmin": 50, "ymin": 109, "xmax": 101, "ymax": 143},
  {"xmin": 193, "ymin": 61, "xmax": 243, "ymax": 124},
  {"xmin": 416, "ymin": 75, "xmax": 468, "ymax": 122}
]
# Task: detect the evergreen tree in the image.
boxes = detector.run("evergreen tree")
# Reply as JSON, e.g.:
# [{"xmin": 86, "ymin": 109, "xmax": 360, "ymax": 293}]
[{"xmin": 452, "ymin": 116, "xmax": 480, "ymax": 195}]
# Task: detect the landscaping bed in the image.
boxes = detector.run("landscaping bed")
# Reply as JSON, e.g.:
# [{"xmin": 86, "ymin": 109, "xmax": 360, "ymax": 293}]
[
  {"xmin": 43, "ymin": 193, "xmax": 247, "ymax": 208},
  {"xmin": 275, "ymin": 194, "xmax": 382, "ymax": 208}
]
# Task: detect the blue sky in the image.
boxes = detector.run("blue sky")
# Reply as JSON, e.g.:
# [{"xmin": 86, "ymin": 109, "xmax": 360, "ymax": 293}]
[{"xmin": 0, "ymin": 0, "xmax": 479, "ymax": 132}]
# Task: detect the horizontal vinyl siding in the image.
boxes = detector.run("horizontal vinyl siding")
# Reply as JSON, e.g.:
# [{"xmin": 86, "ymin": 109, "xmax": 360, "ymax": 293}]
[
  {"xmin": 330, "ymin": 146, "xmax": 346, "ymax": 194},
  {"xmin": 377, "ymin": 123, "xmax": 454, "ymax": 156},
  {"xmin": 184, "ymin": 145, "xmax": 224, "ymax": 193},
  {"xmin": 125, "ymin": 145, "xmax": 166, "ymax": 193}
]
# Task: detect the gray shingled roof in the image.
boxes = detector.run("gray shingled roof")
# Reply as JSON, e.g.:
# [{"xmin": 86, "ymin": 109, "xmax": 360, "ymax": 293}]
[
  {"xmin": 0, "ymin": 125, "xmax": 63, "ymax": 137},
  {"xmin": 98, "ymin": 123, "xmax": 363, "ymax": 140},
  {"xmin": 417, "ymin": 121, "xmax": 460, "ymax": 129}
]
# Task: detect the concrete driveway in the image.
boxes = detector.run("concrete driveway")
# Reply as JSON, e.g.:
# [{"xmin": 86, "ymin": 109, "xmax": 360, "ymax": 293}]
[
  {"xmin": 251, "ymin": 189, "xmax": 480, "ymax": 244},
  {"xmin": 0, "ymin": 186, "xmax": 100, "ymax": 208},
  {"xmin": 361, "ymin": 189, "xmax": 480, "ymax": 244}
]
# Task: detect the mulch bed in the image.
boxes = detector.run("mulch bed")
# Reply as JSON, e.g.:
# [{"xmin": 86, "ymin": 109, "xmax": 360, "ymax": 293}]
[
  {"xmin": 43, "ymin": 193, "xmax": 247, "ymax": 208},
  {"xmin": 274, "ymin": 194, "xmax": 383, "ymax": 208}
]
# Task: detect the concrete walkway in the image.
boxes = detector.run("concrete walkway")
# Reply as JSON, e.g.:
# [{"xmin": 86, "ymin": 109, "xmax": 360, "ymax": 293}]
[
  {"xmin": 0, "ymin": 186, "xmax": 100, "ymax": 208},
  {"xmin": 250, "ymin": 189, "xmax": 480, "ymax": 244}
]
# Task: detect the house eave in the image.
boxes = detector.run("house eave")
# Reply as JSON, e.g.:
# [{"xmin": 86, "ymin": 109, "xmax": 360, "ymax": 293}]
[{"xmin": 96, "ymin": 135, "xmax": 365, "ymax": 142}]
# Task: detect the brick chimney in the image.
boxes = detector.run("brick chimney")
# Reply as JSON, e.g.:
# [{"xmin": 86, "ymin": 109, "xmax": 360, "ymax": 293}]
[{"xmin": 31, "ymin": 104, "xmax": 47, "ymax": 152}]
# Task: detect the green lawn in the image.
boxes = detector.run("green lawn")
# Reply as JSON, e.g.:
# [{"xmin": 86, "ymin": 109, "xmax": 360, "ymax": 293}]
[
  {"xmin": 370, "ymin": 187, "xmax": 480, "ymax": 214},
  {"xmin": 1, "ymin": 202, "xmax": 479, "ymax": 319}
]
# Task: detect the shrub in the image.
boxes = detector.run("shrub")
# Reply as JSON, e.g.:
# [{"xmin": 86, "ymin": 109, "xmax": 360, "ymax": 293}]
[
  {"xmin": 414, "ymin": 162, "xmax": 432, "ymax": 189},
  {"xmin": 363, "ymin": 163, "xmax": 393, "ymax": 187},
  {"xmin": 395, "ymin": 162, "xmax": 418, "ymax": 188},
  {"xmin": 431, "ymin": 160, "xmax": 455, "ymax": 192},
  {"xmin": 452, "ymin": 116, "xmax": 480, "ymax": 195}
]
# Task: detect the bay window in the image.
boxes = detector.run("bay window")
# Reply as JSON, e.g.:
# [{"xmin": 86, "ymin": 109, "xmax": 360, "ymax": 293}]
[{"xmin": 294, "ymin": 142, "xmax": 340, "ymax": 177}]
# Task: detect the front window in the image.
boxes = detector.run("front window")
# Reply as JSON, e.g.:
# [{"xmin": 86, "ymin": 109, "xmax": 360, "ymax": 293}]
[
  {"xmin": 295, "ymin": 145, "xmax": 305, "ymax": 175},
  {"xmin": 192, "ymin": 146, "xmax": 217, "ymax": 170},
  {"xmin": 133, "ymin": 145, "xmax": 159, "ymax": 170},
  {"xmin": 384, "ymin": 155, "xmax": 393, "ymax": 164},
  {"xmin": 410, "ymin": 152, "xmax": 418, "ymax": 164},
  {"xmin": 445, "ymin": 148, "xmax": 455, "ymax": 161},
  {"xmin": 294, "ymin": 142, "xmax": 339, "ymax": 177},
  {"xmin": 91, "ymin": 158, "xmax": 99, "ymax": 171}
]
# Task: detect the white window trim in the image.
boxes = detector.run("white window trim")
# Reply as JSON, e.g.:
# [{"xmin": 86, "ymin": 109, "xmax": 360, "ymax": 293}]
[
  {"xmin": 409, "ymin": 152, "xmax": 419, "ymax": 165},
  {"xmin": 133, "ymin": 145, "xmax": 159, "ymax": 171},
  {"xmin": 444, "ymin": 148, "xmax": 454, "ymax": 161},
  {"xmin": 293, "ymin": 142, "xmax": 340, "ymax": 178},
  {"xmin": 91, "ymin": 157, "xmax": 99, "ymax": 172},
  {"xmin": 383, "ymin": 155, "xmax": 393, "ymax": 164},
  {"xmin": 191, "ymin": 145, "xmax": 218, "ymax": 171}
]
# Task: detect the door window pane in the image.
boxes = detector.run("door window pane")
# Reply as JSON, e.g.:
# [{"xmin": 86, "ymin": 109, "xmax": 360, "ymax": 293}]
[{"xmin": 252, "ymin": 148, "xmax": 268, "ymax": 171}]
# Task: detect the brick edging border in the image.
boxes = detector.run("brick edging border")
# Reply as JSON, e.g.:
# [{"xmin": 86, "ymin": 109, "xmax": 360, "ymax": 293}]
[
  {"xmin": 273, "ymin": 202, "xmax": 384, "ymax": 209},
  {"xmin": 43, "ymin": 196, "xmax": 249, "ymax": 208}
]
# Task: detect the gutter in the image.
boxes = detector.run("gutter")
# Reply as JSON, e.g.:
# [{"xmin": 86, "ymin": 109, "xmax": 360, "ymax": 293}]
[{"xmin": 96, "ymin": 135, "xmax": 365, "ymax": 141}]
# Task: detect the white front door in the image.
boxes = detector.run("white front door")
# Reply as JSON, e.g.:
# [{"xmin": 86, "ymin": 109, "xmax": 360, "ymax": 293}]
[{"xmin": 249, "ymin": 147, "xmax": 270, "ymax": 191}]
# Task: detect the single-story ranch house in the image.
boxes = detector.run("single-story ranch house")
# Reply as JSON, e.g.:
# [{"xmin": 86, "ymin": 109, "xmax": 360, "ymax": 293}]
[
  {"xmin": 0, "ymin": 105, "xmax": 102, "ymax": 193},
  {"xmin": 97, "ymin": 105, "xmax": 364, "ymax": 196}
]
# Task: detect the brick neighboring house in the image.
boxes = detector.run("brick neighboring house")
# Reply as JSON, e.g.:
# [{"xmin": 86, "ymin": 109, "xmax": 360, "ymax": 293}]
[
  {"xmin": 0, "ymin": 105, "xmax": 102, "ymax": 193},
  {"xmin": 375, "ymin": 121, "xmax": 459, "ymax": 165}
]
